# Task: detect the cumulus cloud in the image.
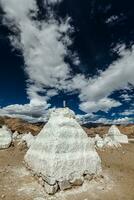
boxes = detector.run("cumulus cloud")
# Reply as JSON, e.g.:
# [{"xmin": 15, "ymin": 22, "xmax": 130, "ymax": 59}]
[
  {"xmin": 70, "ymin": 46, "xmax": 134, "ymax": 113},
  {"xmin": 106, "ymin": 15, "xmax": 118, "ymax": 24},
  {"xmin": 79, "ymin": 98, "xmax": 121, "ymax": 113},
  {"xmin": 0, "ymin": 99, "xmax": 50, "ymax": 122},
  {"xmin": 83, "ymin": 47, "xmax": 134, "ymax": 101},
  {"xmin": 0, "ymin": 0, "xmax": 74, "ymax": 120},
  {"xmin": 121, "ymin": 110, "xmax": 134, "ymax": 116},
  {"xmin": 94, "ymin": 117, "xmax": 133, "ymax": 125},
  {"xmin": 1, "ymin": 0, "xmax": 134, "ymax": 123},
  {"xmin": 120, "ymin": 94, "xmax": 131, "ymax": 102},
  {"xmin": 0, "ymin": 0, "xmax": 73, "ymax": 100},
  {"xmin": 76, "ymin": 113, "xmax": 97, "ymax": 124},
  {"xmin": 112, "ymin": 117, "xmax": 133, "ymax": 124},
  {"xmin": 44, "ymin": 0, "xmax": 63, "ymax": 4}
]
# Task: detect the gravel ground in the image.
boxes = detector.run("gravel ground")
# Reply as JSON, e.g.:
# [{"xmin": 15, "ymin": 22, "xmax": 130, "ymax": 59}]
[{"xmin": 0, "ymin": 142, "xmax": 134, "ymax": 200}]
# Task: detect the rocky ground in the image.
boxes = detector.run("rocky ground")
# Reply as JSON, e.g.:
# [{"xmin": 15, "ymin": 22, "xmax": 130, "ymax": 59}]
[
  {"xmin": 1, "ymin": 116, "xmax": 134, "ymax": 199},
  {"xmin": 0, "ymin": 117, "xmax": 43, "ymax": 135},
  {"xmin": 0, "ymin": 142, "xmax": 134, "ymax": 200}
]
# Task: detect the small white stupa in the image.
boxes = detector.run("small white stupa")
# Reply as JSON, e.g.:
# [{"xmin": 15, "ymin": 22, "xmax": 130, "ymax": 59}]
[
  {"xmin": 21, "ymin": 133, "xmax": 35, "ymax": 148},
  {"xmin": 107, "ymin": 125, "xmax": 128, "ymax": 144},
  {"xmin": 12, "ymin": 131, "xmax": 19, "ymax": 141},
  {"xmin": 94, "ymin": 134, "xmax": 104, "ymax": 148},
  {"xmin": 0, "ymin": 125, "xmax": 12, "ymax": 149},
  {"xmin": 24, "ymin": 107, "xmax": 102, "ymax": 194}
]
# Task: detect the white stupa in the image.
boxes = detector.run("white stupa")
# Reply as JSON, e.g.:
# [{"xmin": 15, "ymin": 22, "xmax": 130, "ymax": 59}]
[
  {"xmin": 94, "ymin": 134, "xmax": 104, "ymax": 148},
  {"xmin": 12, "ymin": 131, "xmax": 19, "ymax": 141},
  {"xmin": 107, "ymin": 125, "xmax": 128, "ymax": 144},
  {"xmin": 0, "ymin": 125, "xmax": 12, "ymax": 149},
  {"xmin": 24, "ymin": 107, "xmax": 102, "ymax": 194},
  {"xmin": 21, "ymin": 132, "xmax": 35, "ymax": 148}
]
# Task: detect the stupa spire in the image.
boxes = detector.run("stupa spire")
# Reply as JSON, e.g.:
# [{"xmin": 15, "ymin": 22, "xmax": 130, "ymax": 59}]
[{"xmin": 63, "ymin": 100, "xmax": 66, "ymax": 108}]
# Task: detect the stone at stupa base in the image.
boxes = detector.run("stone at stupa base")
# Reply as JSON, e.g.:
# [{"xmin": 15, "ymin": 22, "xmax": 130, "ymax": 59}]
[
  {"xmin": 0, "ymin": 126, "xmax": 12, "ymax": 149},
  {"xmin": 59, "ymin": 180, "xmax": 72, "ymax": 191},
  {"xmin": 44, "ymin": 182, "xmax": 59, "ymax": 195}
]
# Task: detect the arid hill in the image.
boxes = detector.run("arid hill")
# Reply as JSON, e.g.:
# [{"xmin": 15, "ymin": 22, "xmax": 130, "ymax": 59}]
[
  {"xmin": 83, "ymin": 124, "xmax": 134, "ymax": 138},
  {"xmin": 0, "ymin": 116, "xmax": 43, "ymax": 135},
  {"xmin": 0, "ymin": 116, "xmax": 134, "ymax": 138}
]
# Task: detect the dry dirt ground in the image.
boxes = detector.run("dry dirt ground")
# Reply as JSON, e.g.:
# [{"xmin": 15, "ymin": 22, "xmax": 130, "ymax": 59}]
[{"xmin": 0, "ymin": 143, "xmax": 134, "ymax": 200}]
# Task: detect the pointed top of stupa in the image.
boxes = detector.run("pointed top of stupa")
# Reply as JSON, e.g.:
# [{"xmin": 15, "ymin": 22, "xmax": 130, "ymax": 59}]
[
  {"xmin": 107, "ymin": 125, "xmax": 128, "ymax": 144},
  {"xmin": 108, "ymin": 125, "xmax": 121, "ymax": 136},
  {"xmin": 49, "ymin": 107, "xmax": 75, "ymax": 119}
]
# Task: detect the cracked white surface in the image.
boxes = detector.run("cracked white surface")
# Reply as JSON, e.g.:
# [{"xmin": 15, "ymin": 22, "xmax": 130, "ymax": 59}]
[{"xmin": 25, "ymin": 108, "xmax": 102, "ymax": 183}]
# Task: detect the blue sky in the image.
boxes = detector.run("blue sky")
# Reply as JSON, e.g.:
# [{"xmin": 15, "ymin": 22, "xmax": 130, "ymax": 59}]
[{"xmin": 0, "ymin": 0, "xmax": 134, "ymax": 124}]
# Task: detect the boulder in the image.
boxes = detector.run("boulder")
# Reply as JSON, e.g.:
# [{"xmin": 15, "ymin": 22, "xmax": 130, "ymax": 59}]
[
  {"xmin": 69, "ymin": 176, "xmax": 84, "ymax": 186},
  {"xmin": 12, "ymin": 131, "xmax": 19, "ymax": 140},
  {"xmin": 59, "ymin": 180, "xmax": 72, "ymax": 191},
  {"xmin": 0, "ymin": 126, "xmax": 12, "ymax": 149},
  {"xmin": 44, "ymin": 182, "xmax": 58, "ymax": 195},
  {"xmin": 21, "ymin": 133, "xmax": 35, "ymax": 148}
]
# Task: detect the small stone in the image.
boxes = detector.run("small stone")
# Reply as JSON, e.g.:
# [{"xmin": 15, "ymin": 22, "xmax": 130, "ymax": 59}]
[
  {"xmin": 33, "ymin": 198, "xmax": 45, "ymax": 200},
  {"xmin": 45, "ymin": 182, "xmax": 58, "ymax": 195},
  {"xmin": 43, "ymin": 175, "xmax": 56, "ymax": 186},
  {"xmin": 1, "ymin": 194, "xmax": 5, "ymax": 198},
  {"xmin": 18, "ymin": 143, "xmax": 27, "ymax": 151},
  {"xmin": 84, "ymin": 174, "xmax": 94, "ymax": 181},
  {"xmin": 70, "ymin": 176, "xmax": 84, "ymax": 186},
  {"xmin": 59, "ymin": 180, "xmax": 72, "ymax": 191},
  {"xmin": 94, "ymin": 174, "xmax": 104, "ymax": 182},
  {"xmin": 12, "ymin": 131, "xmax": 19, "ymax": 140},
  {"xmin": 38, "ymin": 177, "xmax": 45, "ymax": 186},
  {"xmin": 100, "ymin": 174, "xmax": 104, "ymax": 179}
]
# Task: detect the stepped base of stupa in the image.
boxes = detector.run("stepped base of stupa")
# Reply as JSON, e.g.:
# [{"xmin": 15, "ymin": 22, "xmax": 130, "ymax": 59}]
[{"xmin": 25, "ymin": 161, "xmax": 102, "ymax": 194}]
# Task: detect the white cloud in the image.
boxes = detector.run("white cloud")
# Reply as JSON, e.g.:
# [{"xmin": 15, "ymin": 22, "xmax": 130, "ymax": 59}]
[
  {"xmin": 0, "ymin": 100, "xmax": 50, "ymax": 122},
  {"xmin": 44, "ymin": 0, "xmax": 63, "ymax": 5},
  {"xmin": 81, "ymin": 47, "xmax": 134, "ymax": 101},
  {"xmin": 0, "ymin": 0, "xmax": 73, "ymax": 105},
  {"xmin": 1, "ymin": 0, "xmax": 37, "ymax": 21},
  {"xmin": 106, "ymin": 15, "xmax": 118, "ymax": 24},
  {"xmin": 94, "ymin": 117, "xmax": 111, "ymax": 124},
  {"xmin": 93, "ymin": 116, "xmax": 133, "ymax": 125},
  {"xmin": 0, "ymin": 0, "xmax": 76, "ymax": 120},
  {"xmin": 70, "ymin": 46, "xmax": 134, "ymax": 113},
  {"xmin": 112, "ymin": 117, "xmax": 133, "ymax": 124},
  {"xmin": 120, "ymin": 92, "xmax": 134, "ymax": 102},
  {"xmin": 79, "ymin": 97, "xmax": 121, "ymax": 113},
  {"xmin": 76, "ymin": 113, "xmax": 97, "ymax": 124},
  {"xmin": 120, "ymin": 94, "xmax": 131, "ymax": 102},
  {"xmin": 1, "ymin": 0, "xmax": 134, "ymax": 122},
  {"xmin": 120, "ymin": 109, "xmax": 134, "ymax": 116}
]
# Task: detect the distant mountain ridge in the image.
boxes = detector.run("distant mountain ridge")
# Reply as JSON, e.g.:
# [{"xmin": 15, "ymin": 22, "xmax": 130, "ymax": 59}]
[
  {"xmin": 0, "ymin": 116, "xmax": 134, "ymax": 138},
  {"xmin": 0, "ymin": 116, "xmax": 43, "ymax": 135}
]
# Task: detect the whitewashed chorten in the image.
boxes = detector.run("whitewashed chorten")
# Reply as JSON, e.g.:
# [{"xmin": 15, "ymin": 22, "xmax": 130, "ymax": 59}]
[{"xmin": 24, "ymin": 108, "xmax": 102, "ymax": 194}]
